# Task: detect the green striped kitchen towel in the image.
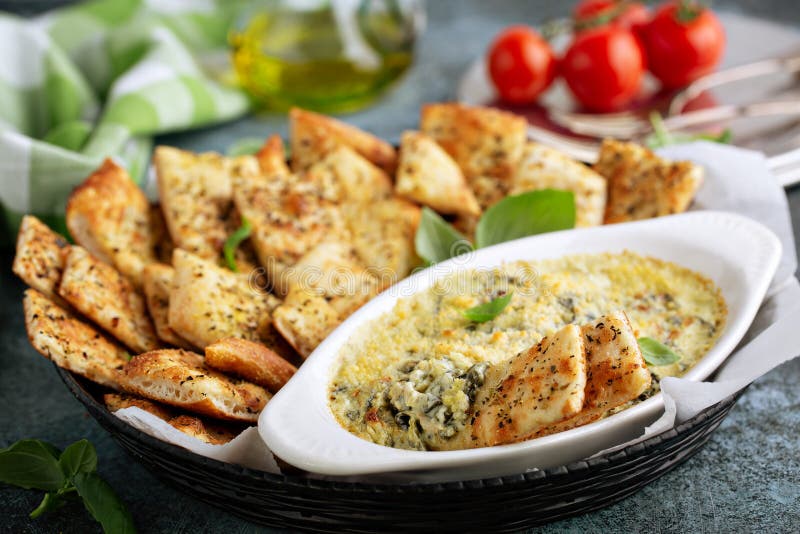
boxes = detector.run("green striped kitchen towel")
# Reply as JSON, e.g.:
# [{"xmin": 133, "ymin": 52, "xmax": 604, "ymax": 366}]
[{"xmin": 0, "ymin": 0, "xmax": 250, "ymax": 244}]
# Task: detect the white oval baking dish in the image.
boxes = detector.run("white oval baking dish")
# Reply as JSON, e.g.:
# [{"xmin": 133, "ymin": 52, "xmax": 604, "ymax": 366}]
[{"xmin": 260, "ymin": 211, "xmax": 781, "ymax": 482}]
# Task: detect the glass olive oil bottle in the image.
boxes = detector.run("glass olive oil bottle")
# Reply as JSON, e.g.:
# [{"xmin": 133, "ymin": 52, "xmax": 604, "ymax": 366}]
[{"xmin": 231, "ymin": 0, "xmax": 423, "ymax": 113}]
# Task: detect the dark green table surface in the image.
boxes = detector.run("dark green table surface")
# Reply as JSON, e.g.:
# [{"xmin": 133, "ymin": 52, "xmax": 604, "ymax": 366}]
[{"xmin": 2, "ymin": 1, "xmax": 799, "ymax": 532}]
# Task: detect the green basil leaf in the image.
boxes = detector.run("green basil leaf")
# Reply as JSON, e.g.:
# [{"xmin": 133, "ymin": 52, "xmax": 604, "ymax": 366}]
[
  {"xmin": 647, "ymin": 111, "xmax": 674, "ymax": 149},
  {"xmin": 638, "ymin": 337, "xmax": 682, "ymax": 366},
  {"xmin": 414, "ymin": 207, "xmax": 473, "ymax": 265},
  {"xmin": 38, "ymin": 441, "xmax": 62, "ymax": 459},
  {"xmin": 29, "ymin": 492, "xmax": 66, "ymax": 519},
  {"xmin": 225, "ymin": 137, "xmax": 264, "ymax": 156},
  {"xmin": 0, "ymin": 440, "xmax": 65, "ymax": 491},
  {"xmin": 59, "ymin": 440, "xmax": 98, "ymax": 479},
  {"xmin": 223, "ymin": 217, "xmax": 252, "ymax": 272},
  {"xmin": 693, "ymin": 128, "xmax": 732, "ymax": 144},
  {"xmin": 462, "ymin": 292, "xmax": 513, "ymax": 323},
  {"xmin": 646, "ymin": 112, "xmax": 732, "ymax": 148},
  {"xmin": 475, "ymin": 190, "xmax": 575, "ymax": 249},
  {"xmin": 73, "ymin": 472, "xmax": 136, "ymax": 534}
]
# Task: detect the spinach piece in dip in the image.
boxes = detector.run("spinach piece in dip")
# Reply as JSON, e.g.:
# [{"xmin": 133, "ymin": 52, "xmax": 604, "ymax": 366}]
[{"xmin": 388, "ymin": 358, "xmax": 488, "ymax": 450}]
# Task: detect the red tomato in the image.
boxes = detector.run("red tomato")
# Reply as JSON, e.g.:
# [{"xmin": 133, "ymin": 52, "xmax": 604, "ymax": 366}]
[
  {"xmin": 642, "ymin": 2, "xmax": 725, "ymax": 89},
  {"xmin": 574, "ymin": 0, "xmax": 650, "ymax": 31},
  {"xmin": 487, "ymin": 26, "xmax": 556, "ymax": 104},
  {"xmin": 560, "ymin": 26, "xmax": 645, "ymax": 112}
]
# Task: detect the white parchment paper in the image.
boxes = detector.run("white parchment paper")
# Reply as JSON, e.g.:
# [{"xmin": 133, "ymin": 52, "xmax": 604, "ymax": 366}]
[{"xmin": 113, "ymin": 142, "xmax": 800, "ymax": 478}]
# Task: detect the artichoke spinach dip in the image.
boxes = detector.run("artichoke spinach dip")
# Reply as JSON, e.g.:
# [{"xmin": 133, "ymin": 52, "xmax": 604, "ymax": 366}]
[{"xmin": 329, "ymin": 251, "xmax": 727, "ymax": 451}]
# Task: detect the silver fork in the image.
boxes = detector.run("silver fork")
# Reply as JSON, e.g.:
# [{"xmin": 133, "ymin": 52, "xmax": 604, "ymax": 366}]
[
  {"xmin": 526, "ymin": 124, "xmax": 800, "ymax": 188},
  {"xmin": 549, "ymin": 53, "xmax": 800, "ymax": 140},
  {"xmin": 548, "ymin": 99, "xmax": 800, "ymax": 140}
]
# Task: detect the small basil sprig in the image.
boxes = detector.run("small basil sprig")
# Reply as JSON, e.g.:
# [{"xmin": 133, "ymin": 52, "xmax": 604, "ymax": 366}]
[
  {"xmin": 226, "ymin": 137, "xmax": 292, "ymax": 158},
  {"xmin": 462, "ymin": 292, "xmax": 514, "ymax": 323},
  {"xmin": 414, "ymin": 190, "xmax": 576, "ymax": 265},
  {"xmin": 646, "ymin": 111, "xmax": 732, "ymax": 149},
  {"xmin": 223, "ymin": 217, "xmax": 252, "ymax": 272},
  {"xmin": 225, "ymin": 137, "xmax": 265, "ymax": 157},
  {"xmin": 0, "ymin": 439, "xmax": 135, "ymax": 532},
  {"xmin": 638, "ymin": 337, "xmax": 682, "ymax": 366}
]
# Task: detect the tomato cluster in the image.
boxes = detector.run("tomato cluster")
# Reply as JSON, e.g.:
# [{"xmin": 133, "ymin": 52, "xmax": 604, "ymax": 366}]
[{"xmin": 487, "ymin": 1, "xmax": 726, "ymax": 112}]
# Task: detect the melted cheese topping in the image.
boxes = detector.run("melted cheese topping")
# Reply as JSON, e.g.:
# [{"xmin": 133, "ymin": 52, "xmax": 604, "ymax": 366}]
[{"xmin": 329, "ymin": 251, "xmax": 727, "ymax": 450}]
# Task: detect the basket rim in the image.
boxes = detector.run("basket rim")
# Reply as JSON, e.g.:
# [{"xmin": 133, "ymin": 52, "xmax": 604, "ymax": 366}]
[{"xmin": 55, "ymin": 364, "xmax": 743, "ymax": 493}]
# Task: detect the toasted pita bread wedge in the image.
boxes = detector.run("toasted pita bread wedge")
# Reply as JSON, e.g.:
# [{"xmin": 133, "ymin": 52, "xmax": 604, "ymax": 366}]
[
  {"xmin": 452, "ymin": 213, "xmax": 479, "ymax": 243},
  {"xmin": 122, "ymin": 349, "xmax": 270, "ymax": 422},
  {"xmin": 288, "ymin": 240, "xmax": 381, "ymax": 318},
  {"xmin": 289, "ymin": 107, "xmax": 397, "ymax": 173},
  {"xmin": 205, "ymin": 338, "xmax": 297, "ymax": 393},
  {"xmin": 65, "ymin": 159, "xmax": 156, "ymax": 288},
  {"xmin": 104, "ymin": 393, "xmax": 175, "ymax": 420},
  {"xmin": 231, "ymin": 165, "xmax": 345, "ymax": 288},
  {"xmin": 168, "ymin": 249, "xmax": 274, "ymax": 348},
  {"xmin": 23, "ymin": 289, "xmax": 129, "ymax": 390},
  {"xmin": 510, "ymin": 142, "xmax": 607, "ymax": 227},
  {"xmin": 306, "ymin": 145, "xmax": 393, "ymax": 205},
  {"xmin": 149, "ymin": 204, "xmax": 175, "ymax": 264},
  {"xmin": 256, "ymin": 135, "xmax": 290, "ymax": 176},
  {"xmin": 457, "ymin": 324, "xmax": 588, "ymax": 449},
  {"xmin": 142, "ymin": 264, "xmax": 195, "ymax": 349},
  {"xmin": 154, "ymin": 146, "xmax": 232, "ymax": 259},
  {"xmin": 343, "ymin": 197, "xmax": 421, "ymax": 286},
  {"xmin": 58, "ymin": 246, "xmax": 160, "ymax": 353},
  {"xmin": 272, "ymin": 283, "xmax": 341, "ymax": 358},
  {"xmin": 12, "ymin": 216, "xmax": 70, "ymax": 306},
  {"xmin": 594, "ymin": 139, "xmax": 703, "ymax": 223},
  {"xmin": 396, "ymin": 131, "xmax": 480, "ymax": 216},
  {"xmin": 259, "ymin": 322, "xmax": 304, "ymax": 367},
  {"xmin": 104, "ymin": 393, "xmax": 241, "ymax": 444},
  {"xmin": 154, "ymin": 146, "xmax": 259, "ymax": 270},
  {"xmin": 533, "ymin": 311, "xmax": 652, "ymax": 437},
  {"xmin": 420, "ymin": 103, "xmax": 527, "ymax": 209},
  {"xmin": 167, "ymin": 415, "xmax": 240, "ymax": 445}
]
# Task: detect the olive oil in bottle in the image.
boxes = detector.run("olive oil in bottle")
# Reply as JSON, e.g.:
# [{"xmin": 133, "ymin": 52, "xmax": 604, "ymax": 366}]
[{"xmin": 230, "ymin": 0, "xmax": 422, "ymax": 113}]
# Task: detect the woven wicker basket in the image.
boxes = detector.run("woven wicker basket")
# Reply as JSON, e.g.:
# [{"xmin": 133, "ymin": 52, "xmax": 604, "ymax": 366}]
[{"xmin": 56, "ymin": 365, "xmax": 742, "ymax": 532}]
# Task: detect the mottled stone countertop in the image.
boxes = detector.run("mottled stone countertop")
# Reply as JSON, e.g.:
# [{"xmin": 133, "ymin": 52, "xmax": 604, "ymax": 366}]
[{"xmin": 1, "ymin": 0, "xmax": 798, "ymax": 532}]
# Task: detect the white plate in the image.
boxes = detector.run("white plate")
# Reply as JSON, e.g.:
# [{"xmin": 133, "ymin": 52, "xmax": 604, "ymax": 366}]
[
  {"xmin": 260, "ymin": 211, "xmax": 781, "ymax": 482},
  {"xmin": 457, "ymin": 11, "xmax": 800, "ymax": 179}
]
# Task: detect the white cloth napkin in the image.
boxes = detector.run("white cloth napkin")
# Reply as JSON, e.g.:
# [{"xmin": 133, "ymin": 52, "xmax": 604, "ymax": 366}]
[
  {"xmin": 111, "ymin": 142, "xmax": 800, "ymax": 477},
  {"xmin": 112, "ymin": 409, "xmax": 280, "ymax": 473}
]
